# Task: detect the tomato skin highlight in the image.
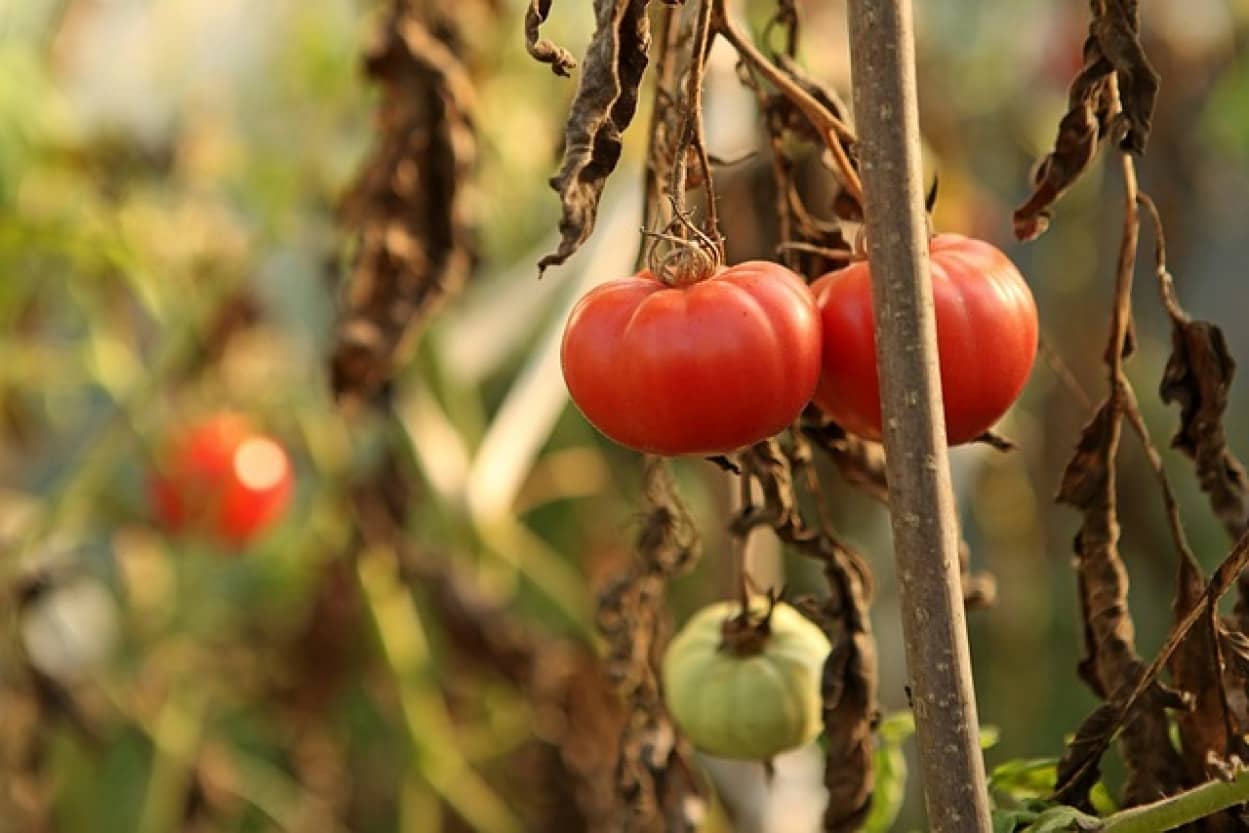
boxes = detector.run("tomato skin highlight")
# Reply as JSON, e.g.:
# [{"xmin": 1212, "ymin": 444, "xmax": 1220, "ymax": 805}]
[
  {"xmin": 560, "ymin": 261, "xmax": 822, "ymax": 456},
  {"xmin": 812, "ymin": 234, "xmax": 1038, "ymax": 445},
  {"xmin": 150, "ymin": 413, "xmax": 294, "ymax": 548}
]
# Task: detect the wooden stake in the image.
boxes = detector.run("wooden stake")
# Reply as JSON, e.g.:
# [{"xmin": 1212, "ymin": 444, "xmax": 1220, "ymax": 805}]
[{"xmin": 846, "ymin": 1, "xmax": 993, "ymax": 830}]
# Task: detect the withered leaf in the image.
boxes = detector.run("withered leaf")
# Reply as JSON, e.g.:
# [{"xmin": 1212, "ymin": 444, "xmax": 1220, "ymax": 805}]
[
  {"xmin": 1055, "ymin": 397, "xmax": 1189, "ymax": 806},
  {"xmin": 1052, "ymin": 529, "xmax": 1249, "ymax": 806},
  {"xmin": 1091, "ymin": 0, "xmax": 1159, "ymax": 155},
  {"xmin": 597, "ymin": 457, "xmax": 703, "ymax": 830},
  {"xmin": 331, "ymin": 7, "xmax": 475, "ymax": 404},
  {"xmin": 1160, "ymin": 317, "xmax": 1249, "ymax": 542},
  {"xmin": 1013, "ymin": 59, "xmax": 1113, "ymax": 241},
  {"xmin": 1168, "ymin": 547, "xmax": 1237, "ymax": 788},
  {"xmin": 525, "ymin": 0, "xmax": 577, "ymax": 77},
  {"xmin": 539, "ymin": 0, "xmax": 652, "ymax": 274},
  {"xmin": 1013, "ymin": 0, "xmax": 1158, "ymax": 240}
]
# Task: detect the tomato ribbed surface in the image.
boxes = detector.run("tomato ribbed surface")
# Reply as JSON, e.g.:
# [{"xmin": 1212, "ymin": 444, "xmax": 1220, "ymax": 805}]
[
  {"xmin": 561, "ymin": 261, "xmax": 822, "ymax": 456},
  {"xmin": 812, "ymin": 234, "xmax": 1038, "ymax": 445}
]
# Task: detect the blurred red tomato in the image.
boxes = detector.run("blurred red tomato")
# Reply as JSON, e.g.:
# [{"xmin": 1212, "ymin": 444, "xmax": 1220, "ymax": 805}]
[
  {"xmin": 561, "ymin": 261, "xmax": 822, "ymax": 456},
  {"xmin": 150, "ymin": 413, "xmax": 293, "ymax": 547},
  {"xmin": 812, "ymin": 234, "xmax": 1038, "ymax": 445}
]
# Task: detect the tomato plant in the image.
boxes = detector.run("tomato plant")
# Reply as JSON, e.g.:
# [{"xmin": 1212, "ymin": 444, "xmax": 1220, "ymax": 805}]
[
  {"xmin": 560, "ymin": 261, "xmax": 822, "ymax": 456},
  {"xmin": 662, "ymin": 598, "xmax": 831, "ymax": 760},
  {"xmin": 812, "ymin": 234, "xmax": 1038, "ymax": 445},
  {"xmin": 150, "ymin": 413, "xmax": 294, "ymax": 548}
]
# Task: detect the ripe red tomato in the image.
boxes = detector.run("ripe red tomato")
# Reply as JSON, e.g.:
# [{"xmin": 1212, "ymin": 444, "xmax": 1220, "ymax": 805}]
[
  {"xmin": 561, "ymin": 261, "xmax": 822, "ymax": 456},
  {"xmin": 150, "ymin": 413, "xmax": 294, "ymax": 547},
  {"xmin": 812, "ymin": 234, "xmax": 1037, "ymax": 445}
]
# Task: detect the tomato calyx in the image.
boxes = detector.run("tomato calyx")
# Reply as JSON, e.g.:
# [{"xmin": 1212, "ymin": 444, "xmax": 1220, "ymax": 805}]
[
  {"xmin": 718, "ymin": 592, "xmax": 779, "ymax": 657},
  {"xmin": 643, "ymin": 206, "xmax": 723, "ymax": 288}
]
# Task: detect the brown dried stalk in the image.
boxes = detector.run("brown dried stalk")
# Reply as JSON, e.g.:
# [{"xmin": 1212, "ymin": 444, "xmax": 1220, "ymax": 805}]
[{"xmin": 713, "ymin": 0, "xmax": 863, "ymax": 209}]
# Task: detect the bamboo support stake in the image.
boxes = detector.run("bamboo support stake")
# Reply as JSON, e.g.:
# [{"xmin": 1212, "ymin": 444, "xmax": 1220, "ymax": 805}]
[{"xmin": 846, "ymin": 1, "xmax": 993, "ymax": 830}]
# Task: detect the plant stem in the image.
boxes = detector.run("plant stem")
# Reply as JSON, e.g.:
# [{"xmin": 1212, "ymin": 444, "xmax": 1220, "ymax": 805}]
[
  {"xmin": 845, "ymin": 0, "xmax": 992, "ymax": 831},
  {"xmin": 1100, "ymin": 768, "xmax": 1249, "ymax": 833}
]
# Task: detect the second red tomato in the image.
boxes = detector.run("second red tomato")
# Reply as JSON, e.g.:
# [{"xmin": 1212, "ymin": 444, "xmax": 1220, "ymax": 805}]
[
  {"xmin": 150, "ymin": 412, "xmax": 294, "ymax": 548},
  {"xmin": 561, "ymin": 261, "xmax": 822, "ymax": 456},
  {"xmin": 812, "ymin": 234, "xmax": 1038, "ymax": 445}
]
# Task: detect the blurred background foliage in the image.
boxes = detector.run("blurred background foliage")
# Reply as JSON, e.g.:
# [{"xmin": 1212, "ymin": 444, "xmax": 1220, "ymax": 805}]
[{"xmin": 2, "ymin": 0, "xmax": 1249, "ymax": 831}]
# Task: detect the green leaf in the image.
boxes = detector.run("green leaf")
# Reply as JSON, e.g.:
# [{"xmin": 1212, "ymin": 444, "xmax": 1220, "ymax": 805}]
[
  {"xmin": 877, "ymin": 710, "xmax": 917, "ymax": 745},
  {"xmin": 1019, "ymin": 805, "xmax": 1101, "ymax": 832},
  {"xmin": 863, "ymin": 711, "xmax": 917, "ymax": 833},
  {"xmin": 993, "ymin": 807, "xmax": 1042, "ymax": 833},
  {"xmin": 989, "ymin": 757, "xmax": 1059, "ymax": 802},
  {"xmin": 864, "ymin": 740, "xmax": 908, "ymax": 833}
]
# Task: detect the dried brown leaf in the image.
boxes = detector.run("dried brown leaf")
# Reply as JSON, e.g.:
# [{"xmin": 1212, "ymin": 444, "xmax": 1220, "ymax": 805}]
[
  {"xmin": 331, "ymin": 7, "xmax": 475, "ymax": 404},
  {"xmin": 1055, "ymin": 397, "xmax": 1188, "ymax": 806},
  {"xmin": 1161, "ymin": 318, "xmax": 1249, "ymax": 544},
  {"xmin": 1053, "ymin": 530, "xmax": 1249, "ymax": 806},
  {"xmin": 525, "ymin": 0, "xmax": 578, "ymax": 76},
  {"xmin": 539, "ymin": 0, "xmax": 652, "ymax": 274},
  {"xmin": 1091, "ymin": 0, "xmax": 1159, "ymax": 155},
  {"xmin": 1169, "ymin": 549, "xmax": 1238, "ymax": 788},
  {"xmin": 597, "ymin": 457, "xmax": 703, "ymax": 832},
  {"xmin": 1013, "ymin": 1, "xmax": 1158, "ymax": 240}
]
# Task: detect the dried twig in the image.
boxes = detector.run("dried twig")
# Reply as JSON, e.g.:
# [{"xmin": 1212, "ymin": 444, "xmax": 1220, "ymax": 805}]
[{"xmin": 713, "ymin": 0, "xmax": 863, "ymax": 208}]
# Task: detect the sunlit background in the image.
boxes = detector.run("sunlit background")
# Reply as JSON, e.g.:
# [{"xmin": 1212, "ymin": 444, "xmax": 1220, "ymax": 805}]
[{"xmin": 3, "ymin": 0, "xmax": 1249, "ymax": 831}]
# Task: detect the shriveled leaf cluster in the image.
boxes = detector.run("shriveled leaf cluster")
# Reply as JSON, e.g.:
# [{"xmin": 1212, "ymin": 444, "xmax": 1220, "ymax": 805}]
[
  {"xmin": 329, "ymin": 5, "xmax": 623, "ymax": 830},
  {"xmin": 596, "ymin": 456, "xmax": 704, "ymax": 832},
  {"xmin": 1046, "ymin": 164, "xmax": 1249, "ymax": 832},
  {"xmin": 330, "ymin": 4, "xmax": 475, "ymax": 405},
  {"xmin": 536, "ymin": 0, "xmax": 652, "ymax": 274},
  {"xmin": 1013, "ymin": 0, "xmax": 1159, "ymax": 240}
]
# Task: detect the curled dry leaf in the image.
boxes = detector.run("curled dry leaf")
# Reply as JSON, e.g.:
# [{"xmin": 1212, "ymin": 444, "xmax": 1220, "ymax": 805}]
[
  {"xmin": 1013, "ymin": 0, "xmax": 1159, "ymax": 241},
  {"xmin": 1168, "ymin": 549, "xmax": 1240, "ymax": 793},
  {"xmin": 1055, "ymin": 397, "xmax": 1188, "ymax": 807},
  {"xmin": 1053, "ymin": 529, "xmax": 1249, "ymax": 807},
  {"xmin": 596, "ymin": 456, "xmax": 703, "ymax": 832},
  {"xmin": 539, "ymin": 0, "xmax": 652, "ymax": 274},
  {"xmin": 525, "ymin": 0, "xmax": 578, "ymax": 76},
  {"xmin": 1160, "ymin": 318, "xmax": 1249, "ymax": 544},
  {"xmin": 331, "ymin": 7, "xmax": 475, "ymax": 404}
]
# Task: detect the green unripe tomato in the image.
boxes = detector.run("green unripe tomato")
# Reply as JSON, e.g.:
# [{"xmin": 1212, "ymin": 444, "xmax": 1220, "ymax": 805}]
[{"xmin": 661, "ymin": 598, "xmax": 831, "ymax": 760}]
